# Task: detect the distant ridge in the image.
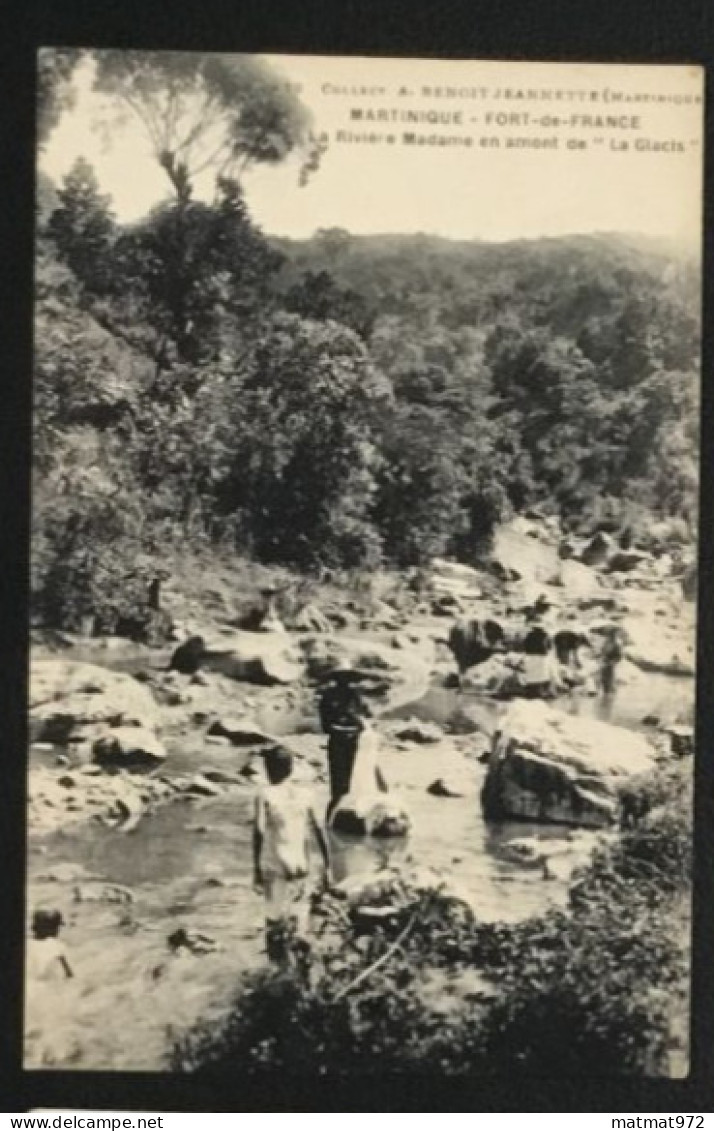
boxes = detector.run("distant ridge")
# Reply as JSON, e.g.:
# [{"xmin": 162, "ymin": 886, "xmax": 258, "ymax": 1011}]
[{"xmin": 273, "ymin": 229, "xmax": 698, "ymax": 270}]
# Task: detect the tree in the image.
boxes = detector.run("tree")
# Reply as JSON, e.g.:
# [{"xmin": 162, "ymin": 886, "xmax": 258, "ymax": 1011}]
[
  {"xmin": 485, "ymin": 326, "xmax": 606, "ymax": 506},
  {"xmin": 313, "ymin": 227, "xmax": 353, "ymax": 266},
  {"xmin": 47, "ymin": 158, "xmax": 116, "ymax": 293},
  {"xmin": 37, "ymin": 48, "xmax": 83, "ymax": 147},
  {"xmin": 93, "ymin": 51, "xmax": 322, "ymax": 204},
  {"xmin": 371, "ymin": 400, "xmax": 509, "ymax": 567},
  {"xmin": 112, "ymin": 177, "xmax": 283, "ymax": 364},
  {"xmin": 212, "ymin": 314, "xmax": 391, "ymax": 568},
  {"xmin": 283, "ymin": 270, "xmax": 375, "ymax": 338},
  {"xmin": 371, "ymin": 403, "xmax": 470, "ymax": 566}
]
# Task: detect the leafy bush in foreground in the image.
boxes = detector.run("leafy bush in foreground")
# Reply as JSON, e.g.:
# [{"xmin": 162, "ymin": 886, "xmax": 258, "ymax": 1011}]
[{"xmin": 172, "ymin": 778, "xmax": 690, "ymax": 1076}]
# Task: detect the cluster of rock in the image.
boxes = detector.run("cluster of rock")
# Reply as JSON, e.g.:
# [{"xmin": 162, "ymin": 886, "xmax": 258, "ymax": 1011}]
[
  {"xmin": 29, "ymin": 764, "xmax": 171, "ymax": 833},
  {"xmin": 31, "ymin": 661, "xmax": 166, "ymax": 769},
  {"xmin": 168, "ymin": 628, "xmax": 435, "ymax": 718},
  {"xmin": 28, "ymin": 657, "xmax": 271, "ymax": 833},
  {"xmin": 28, "ymin": 759, "xmax": 245, "ymax": 834}
]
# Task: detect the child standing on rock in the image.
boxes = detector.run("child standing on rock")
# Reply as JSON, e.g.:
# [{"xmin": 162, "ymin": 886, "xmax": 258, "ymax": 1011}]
[{"xmin": 252, "ymin": 745, "xmax": 331, "ymax": 963}]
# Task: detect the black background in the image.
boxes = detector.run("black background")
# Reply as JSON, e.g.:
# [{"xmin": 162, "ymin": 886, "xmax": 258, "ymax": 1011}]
[{"xmin": 1, "ymin": 0, "xmax": 713, "ymax": 1113}]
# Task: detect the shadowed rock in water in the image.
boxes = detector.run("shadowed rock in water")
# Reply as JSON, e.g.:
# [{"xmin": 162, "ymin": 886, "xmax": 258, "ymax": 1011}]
[
  {"xmin": 578, "ymin": 531, "xmax": 614, "ymax": 567},
  {"xmin": 447, "ymin": 617, "xmax": 507, "ymax": 678},
  {"xmin": 92, "ymin": 726, "xmax": 167, "ymax": 770},
  {"xmin": 206, "ymin": 716, "xmax": 273, "ymax": 746},
  {"xmin": 389, "ymin": 719, "xmax": 444, "ymax": 744},
  {"xmin": 428, "ymin": 777, "xmax": 465, "ymax": 798},
  {"xmin": 607, "ymin": 550, "xmax": 651, "ymax": 573},
  {"xmin": 331, "ymin": 794, "xmax": 411, "ymax": 837}
]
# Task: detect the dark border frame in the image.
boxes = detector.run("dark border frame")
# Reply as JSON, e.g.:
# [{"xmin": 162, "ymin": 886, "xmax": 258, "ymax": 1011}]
[{"xmin": 1, "ymin": 0, "xmax": 713, "ymax": 1113}]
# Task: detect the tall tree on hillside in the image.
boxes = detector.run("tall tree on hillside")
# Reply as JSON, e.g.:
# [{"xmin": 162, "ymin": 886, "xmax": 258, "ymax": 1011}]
[
  {"xmin": 93, "ymin": 51, "xmax": 323, "ymax": 204},
  {"xmin": 112, "ymin": 176, "xmax": 283, "ymax": 365},
  {"xmin": 47, "ymin": 157, "xmax": 116, "ymax": 293}
]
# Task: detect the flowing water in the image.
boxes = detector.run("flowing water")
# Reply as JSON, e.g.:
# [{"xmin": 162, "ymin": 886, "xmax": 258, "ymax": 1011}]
[{"xmin": 388, "ymin": 667, "xmax": 693, "ymax": 733}]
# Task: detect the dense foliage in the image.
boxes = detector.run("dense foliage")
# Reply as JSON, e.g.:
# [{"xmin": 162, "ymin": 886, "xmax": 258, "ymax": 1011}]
[
  {"xmin": 172, "ymin": 769, "xmax": 691, "ymax": 1076},
  {"xmin": 37, "ymin": 48, "xmax": 82, "ymax": 148},
  {"xmin": 33, "ymin": 56, "xmax": 700, "ymax": 629}
]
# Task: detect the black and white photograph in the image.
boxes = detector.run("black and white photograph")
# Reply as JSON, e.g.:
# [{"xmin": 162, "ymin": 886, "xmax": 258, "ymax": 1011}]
[{"xmin": 26, "ymin": 50, "xmax": 702, "ymax": 1079}]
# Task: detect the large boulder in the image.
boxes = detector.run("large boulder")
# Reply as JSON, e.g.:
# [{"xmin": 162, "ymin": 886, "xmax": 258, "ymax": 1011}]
[
  {"xmin": 624, "ymin": 619, "xmax": 695, "ymax": 677},
  {"xmin": 578, "ymin": 531, "xmax": 614, "ymax": 567},
  {"xmin": 461, "ymin": 651, "xmax": 518, "ymax": 693},
  {"xmin": 388, "ymin": 718, "xmax": 444, "ymax": 745},
  {"xmin": 491, "ymin": 521, "xmax": 560, "ymax": 585},
  {"xmin": 431, "ymin": 559, "xmax": 483, "ymax": 585},
  {"xmin": 92, "ymin": 726, "xmax": 167, "ymax": 770},
  {"xmin": 72, "ymin": 881, "xmax": 134, "ymax": 904},
  {"xmin": 358, "ymin": 597, "xmax": 404, "ymax": 631},
  {"xmin": 645, "ymin": 518, "xmax": 689, "ymax": 549},
  {"xmin": 290, "ymin": 603, "xmax": 333, "ymax": 633},
  {"xmin": 429, "ymin": 559, "xmax": 483, "ymax": 602},
  {"xmin": 169, "ymin": 636, "xmax": 206, "ymax": 675},
  {"xmin": 30, "ymin": 661, "xmax": 159, "ymax": 743},
  {"xmin": 447, "ymin": 617, "xmax": 507, "ymax": 677},
  {"xmin": 547, "ymin": 559, "xmax": 601, "ymax": 598},
  {"xmin": 482, "ymin": 700, "xmax": 655, "ymax": 828},
  {"xmin": 330, "ymin": 793, "xmax": 411, "ymax": 837},
  {"xmin": 606, "ymin": 550, "xmax": 651, "ymax": 574},
  {"xmin": 201, "ymin": 631, "xmax": 305, "ymax": 685},
  {"xmin": 206, "ymin": 716, "xmax": 273, "ymax": 746}
]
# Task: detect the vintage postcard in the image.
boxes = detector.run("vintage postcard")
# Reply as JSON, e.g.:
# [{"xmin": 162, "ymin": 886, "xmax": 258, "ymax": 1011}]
[{"xmin": 27, "ymin": 51, "xmax": 702, "ymax": 1077}]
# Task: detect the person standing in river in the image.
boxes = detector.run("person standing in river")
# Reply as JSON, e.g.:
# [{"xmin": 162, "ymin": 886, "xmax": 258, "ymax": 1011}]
[
  {"xmin": 318, "ymin": 662, "xmax": 374, "ymax": 821},
  {"xmin": 252, "ymin": 745, "xmax": 330, "ymax": 964},
  {"xmin": 599, "ymin": 626, "xmax": 623, "ymax": 696}
]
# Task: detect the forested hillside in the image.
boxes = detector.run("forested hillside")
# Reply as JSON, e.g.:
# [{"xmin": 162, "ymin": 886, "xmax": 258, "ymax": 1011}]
[{"xmin": 33, "ymin": 55, "xmax": 700, "ymax": 636}]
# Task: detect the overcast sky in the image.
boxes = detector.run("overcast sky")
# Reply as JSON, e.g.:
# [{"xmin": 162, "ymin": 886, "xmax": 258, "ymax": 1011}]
[{"xmin": 41, "ymin": 53, "xmax": 704, "ymax": 247}]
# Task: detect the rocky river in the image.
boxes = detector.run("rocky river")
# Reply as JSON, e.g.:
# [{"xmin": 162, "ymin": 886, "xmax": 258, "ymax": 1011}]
[{"xmin": 25, "ymin": 520, "xmax": 696, "ymax": 1070}]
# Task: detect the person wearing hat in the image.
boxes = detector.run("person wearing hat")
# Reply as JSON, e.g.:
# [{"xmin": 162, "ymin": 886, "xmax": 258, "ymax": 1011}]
[{"xmin": 318, "ymin": 662, "xmax": 374, "ymax": 821}]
